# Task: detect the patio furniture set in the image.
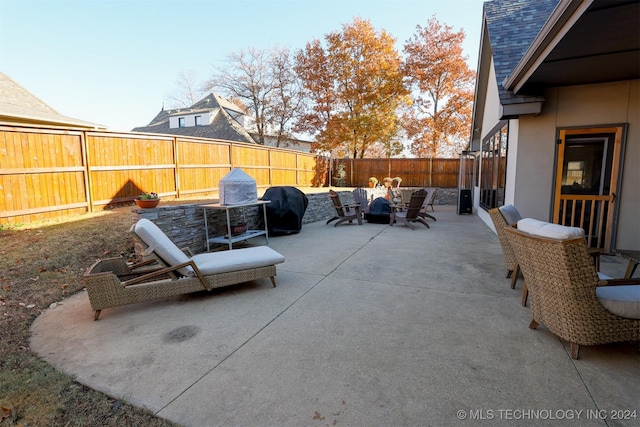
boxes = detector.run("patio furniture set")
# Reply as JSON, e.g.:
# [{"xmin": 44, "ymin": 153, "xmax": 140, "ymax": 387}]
[
  {"xmin": 83, "ymin": 184, "xmax": 639, "ymax": 355},
  {"xmin": 327, "ymin": 188, "xmax": 438, "ymax": 230},
  {"xmin": 489, "ymin": 205, "xmax": 640, "ymax": 359},
  {"xmin": 83, "ymin": 168, "xmax": 289, "ymax": 320}
]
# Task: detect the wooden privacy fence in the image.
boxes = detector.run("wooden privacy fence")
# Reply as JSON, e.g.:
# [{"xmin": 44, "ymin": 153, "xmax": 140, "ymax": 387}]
[
  {"xmin": 0, "ymin": 124, "xmax": 329, "ymax": 225},
  {"xmin": 332, "ymin": 158, "xmax": 460, "ymax": 188}
]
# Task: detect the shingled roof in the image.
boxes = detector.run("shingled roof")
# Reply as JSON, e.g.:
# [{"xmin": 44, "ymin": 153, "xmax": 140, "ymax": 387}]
[
  {"xmin": 131, "ymin": 93, "xmax": 256, "ymax": 144},
  {"xmin": 0, "ymin": 72, "xmax": 104, "ymax": 128},
  {"xmin": 484, "ymin": 0, "xmax": 560, "ymax": 106}
]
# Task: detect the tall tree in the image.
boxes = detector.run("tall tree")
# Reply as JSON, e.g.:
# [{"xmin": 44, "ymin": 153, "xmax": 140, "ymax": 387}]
[
  {"xmin": 205, "ymin": 46, "xmax": 303, "ymax": 146},
  {"xmin": 403, "ymin": 16, "xmax": 475, "ymax": 158},
  {"xmin": 268, "ymin": 46, "xmax": 305, "ymax": 147},
  {"xmin": 294, "ymin": 18, "xmax": 409, "ymax": 159},
  {"xmin": 165, "ymin": 70, "xmax": 206, "ymax": 108},
  {"xmin": 206, "ymin": 47, "xmax": 271, "ymax": 144}
]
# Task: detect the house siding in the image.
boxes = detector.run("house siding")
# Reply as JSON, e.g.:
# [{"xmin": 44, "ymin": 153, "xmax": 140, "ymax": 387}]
[{"xmin": 481, "ymin": 58, "xmax": 502, "ymax": 135}]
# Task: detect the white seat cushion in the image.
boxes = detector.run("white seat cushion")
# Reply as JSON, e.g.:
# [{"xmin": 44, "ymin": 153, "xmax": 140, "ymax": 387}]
[
  {"xmin": 596, "ymin": 285, "xmax": 640, "ymax": 319},
  {"xmin": 517, "ymin": 218, "xmax": 584, "ymax": 240},
  {"xmin": 191, "ymin": 246, "xmax": 285, "ymax": 275}
]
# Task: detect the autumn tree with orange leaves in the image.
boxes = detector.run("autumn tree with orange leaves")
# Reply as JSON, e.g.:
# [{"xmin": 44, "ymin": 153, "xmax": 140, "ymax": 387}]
[
  {"xmin": 294, "ymin": 18, "xmax": 409, "ymax": 159},
  {"xmin": 403, "ymin": 16, "xmax": 475, "ymax": 158}
]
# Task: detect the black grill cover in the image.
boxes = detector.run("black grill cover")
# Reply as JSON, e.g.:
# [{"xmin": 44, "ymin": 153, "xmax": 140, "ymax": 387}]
[
  {"xmin": 365, "ymin": 197, "xmax": 392, "ymax": 223},
  {"xmin": 262, "ymin": 186, "xmax": 309, "ymax": 235}
]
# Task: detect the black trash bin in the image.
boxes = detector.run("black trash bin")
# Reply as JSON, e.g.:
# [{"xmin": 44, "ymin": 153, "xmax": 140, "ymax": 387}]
[{"xmin": 262, "ymin": 186, "xmax": 309, "ymax": 235}]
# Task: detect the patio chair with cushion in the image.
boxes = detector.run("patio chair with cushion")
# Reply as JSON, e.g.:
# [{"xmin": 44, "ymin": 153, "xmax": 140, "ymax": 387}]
[
  {"xmin": 326, "ymin": 189, "xmax": 363, "ymax": 227},
  {"xmin": 505, "ymin": 222, "xmax": 640, "ymax": 359},
  {"xmin": 489, "ymin": 205, "xmax": 522, "ymax": 290},
  {"xmin": 83, "ymin": 218, "xmax": 285, "ymax": 320},
  {"xmin": 389, "ymin": 189, "xmax": 429, "ymax": 230},
  {"xmin": 516, "ymin": 218, "xmax": 604, "ymax": 306}
]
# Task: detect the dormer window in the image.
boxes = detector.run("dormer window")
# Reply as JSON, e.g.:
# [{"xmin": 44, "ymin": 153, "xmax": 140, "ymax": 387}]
[
  {"xmin": 178, "ymin": 117, "xmax": 185, "ymax": 128},
  {"xmin": 195, "ymin": 115, "xmax": 202, "ymax": 126}
]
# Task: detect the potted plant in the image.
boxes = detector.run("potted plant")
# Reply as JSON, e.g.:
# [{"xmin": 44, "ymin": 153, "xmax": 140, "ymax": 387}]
[
  {"xmin": 134, "ymin": 192, "xmax": 160, "ymax": 208},
  {"xmin": 368, "ymin": 177, "xmax": 378, "ymax": 188}
]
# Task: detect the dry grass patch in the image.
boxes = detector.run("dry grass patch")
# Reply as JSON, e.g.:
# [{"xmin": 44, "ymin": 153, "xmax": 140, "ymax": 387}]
[{"xmin": 0, "ymin": 206, "xmax": 177, "ymax": 426}]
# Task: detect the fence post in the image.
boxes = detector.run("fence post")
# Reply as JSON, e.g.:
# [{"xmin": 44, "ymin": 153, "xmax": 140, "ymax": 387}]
[
  {"xmin": 173, "ymin": 137, "xmax": 180, "ymax": 198},
  {"xmin": 81, "ymin": 131, "xmax": 93, "ymax": 212},
  {"xmin": 429, "ymin": 158, "xmax": 433, "ymax": 187},
  {"xmin": 350, "ymin": 158, "xmax": 354, "ymax": 187}
]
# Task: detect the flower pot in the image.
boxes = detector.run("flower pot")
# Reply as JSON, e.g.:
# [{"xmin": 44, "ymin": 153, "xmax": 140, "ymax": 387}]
[
  {"xmin": 230, "ymin": 222, "xmax": 248, "ymax": 236},
  {"xmin": 134, "ymin": 198, "xmax": 160, "ymax": 209}
]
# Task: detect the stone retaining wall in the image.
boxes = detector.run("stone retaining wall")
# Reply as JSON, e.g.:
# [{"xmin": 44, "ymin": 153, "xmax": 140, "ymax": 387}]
[{"xmin": 132, "ymin": 187, "xmax": 458, "ymax": 254}]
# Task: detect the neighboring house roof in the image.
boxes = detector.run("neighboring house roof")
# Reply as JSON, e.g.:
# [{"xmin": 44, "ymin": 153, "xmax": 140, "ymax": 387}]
[
  {"xmin": 0, "ymin": 72, "xmax": 105, "ymax": 129},
  {"xmin": 251, "ymin": 132, "xmax": 313, "ymax": 152},
  {"xmin": 131, "ymin": 93, "xmax": 256, "ymax": 144}
]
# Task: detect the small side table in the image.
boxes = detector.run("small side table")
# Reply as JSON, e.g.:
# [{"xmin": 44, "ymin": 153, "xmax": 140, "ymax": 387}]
[
  {"xmin": 614, "ymin": 249, "xmax": 640, "ymax": 278},
  {"xmin": 202, "ymin": 201, "xmax": 271, "ymax": 251}
]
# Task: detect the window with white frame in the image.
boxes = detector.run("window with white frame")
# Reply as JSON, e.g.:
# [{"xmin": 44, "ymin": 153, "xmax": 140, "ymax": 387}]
[
  {"xmin": 178, "ymin": 117, "xmax": 185, "ymax": 128},
  {"xmin": 195, "ymin": 115, "xmax": 202, "ymax": 126}
]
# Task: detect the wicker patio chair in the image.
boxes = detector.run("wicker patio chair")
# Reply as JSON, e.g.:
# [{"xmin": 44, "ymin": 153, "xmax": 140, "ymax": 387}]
[
  {"xmin": 489, "ymin": 205, "xmax": 522, "ymax": 291},
  {"xmin": 326, "ymin": 190, "xmax": 363, "ymax": 226},
  {"xmin": 83, "ymin": 218, "xmax": 285, "ymax": 320},
  {"xmin": 490, "ymin": 206, "xmax": 602, "ymax": 306},
  {"xmin": 389, "ymin": 189, "xmax": 429, "ymax": 230},
  {"xmin": 505, "ymin": 225, "xmax": 640, "ymax": 359}
]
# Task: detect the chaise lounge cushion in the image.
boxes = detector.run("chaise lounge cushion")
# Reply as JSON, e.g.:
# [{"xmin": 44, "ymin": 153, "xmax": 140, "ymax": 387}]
[
  {"xmin": 596, "ymin": 285, "xmax": 640, "ymax": 319},
  {"xmin": 134, "ymin": 219, "xmax": 193, "ymax": 275},
  {"xmin": 191, "ymin": 247, "xmax": 284, "ymax": 275},
  {"xmin": 517, "ymin": 218, "xmax": 584, "ymax": 240},
  {"xmin": 134, "ymin": 218, "xmax": 285, "ymax": 276}
]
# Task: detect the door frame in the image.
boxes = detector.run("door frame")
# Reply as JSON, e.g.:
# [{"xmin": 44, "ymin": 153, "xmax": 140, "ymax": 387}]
[{"xmin": 552, "ymin": 124, "xmax": 627, "ymax": 253}]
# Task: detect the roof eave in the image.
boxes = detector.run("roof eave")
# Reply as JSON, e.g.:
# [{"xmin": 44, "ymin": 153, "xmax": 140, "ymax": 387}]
[
  {"xmin": 499, "ymin": 101, "xmax": 543, "ymax": 119},
  {"xmin": 503, "ymin": 0, "xmax": 593, "ymax": 93},
  {"xmin": 469, "ymin": 10, "xmax": 491, "ymax": 151}
]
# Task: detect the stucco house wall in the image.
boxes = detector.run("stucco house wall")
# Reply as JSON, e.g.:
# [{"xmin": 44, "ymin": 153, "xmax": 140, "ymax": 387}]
[{"xmin": 510, "ymin": 79, "xmax": 639, "ymax": 249}]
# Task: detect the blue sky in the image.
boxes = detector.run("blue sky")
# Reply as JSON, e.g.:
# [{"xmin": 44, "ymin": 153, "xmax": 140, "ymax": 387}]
[{"xmin": 0, "ymin": 0, "xmax": 485, "ymax": 131}]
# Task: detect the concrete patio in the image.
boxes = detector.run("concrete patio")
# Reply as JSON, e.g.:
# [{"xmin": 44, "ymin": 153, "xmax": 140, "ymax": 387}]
[{"xmin": 30, "ymin": 206, "xmax": 639, "ymax": 426}]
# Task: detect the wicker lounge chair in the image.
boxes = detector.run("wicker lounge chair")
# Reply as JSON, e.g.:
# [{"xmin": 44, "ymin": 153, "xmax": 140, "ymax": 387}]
[
  {"xmin": 505, "ymin": 224, "xmax": 640, "ymax": 359},
  {"xmin": 83, "ymin": 218, "xmax": 285, "ymax": 320},
  {"xmin": 390, "ymin": 189, "xmax": 429, "ymax": 230},
  {"xmin": 326, "ymin": 190, "xmax": 363, "ymax": 226}
]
